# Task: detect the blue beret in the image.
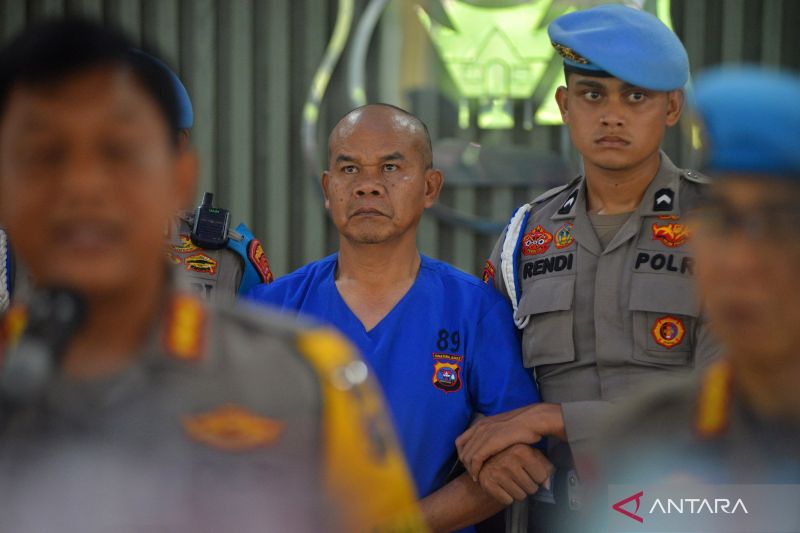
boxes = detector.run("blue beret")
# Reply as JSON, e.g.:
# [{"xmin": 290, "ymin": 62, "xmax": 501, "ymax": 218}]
[
  {"xmin": 134, "ymin": 50, "xmax": 194, "ymax": 130},
  {"xmin": 692, "ymin": 66, "xmax": 800, "ymax": 179},
  {"xmin": 548, "ymin": 4, "xmax": 689, "ymax": 91}
]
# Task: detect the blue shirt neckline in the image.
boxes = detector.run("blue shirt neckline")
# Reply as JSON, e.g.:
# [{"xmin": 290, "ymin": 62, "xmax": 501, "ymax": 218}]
[{"xmin": 324, "ymin": 253, "xmax": 428, "ymax": 343}]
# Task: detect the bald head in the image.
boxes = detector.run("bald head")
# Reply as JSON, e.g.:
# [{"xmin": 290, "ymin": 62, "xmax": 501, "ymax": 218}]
[{"xmin": 328, "ymin": 104, "xmax": 433, "ymax": 169}]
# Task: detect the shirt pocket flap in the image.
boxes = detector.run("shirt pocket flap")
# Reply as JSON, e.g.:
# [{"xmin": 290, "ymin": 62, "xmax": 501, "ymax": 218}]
[
  {"xmin": 517, "ymin": 276, "xmax": 575, "ymax": 316},
  {"xmin": 629, "ymin": 275, "xmax": 700, "ymax": 317}
]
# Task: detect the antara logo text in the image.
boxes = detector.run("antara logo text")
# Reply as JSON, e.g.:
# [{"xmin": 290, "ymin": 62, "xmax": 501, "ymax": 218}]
[{"xmin": 612, "ymin": 490, "xmax": 749, "ymax": 523}]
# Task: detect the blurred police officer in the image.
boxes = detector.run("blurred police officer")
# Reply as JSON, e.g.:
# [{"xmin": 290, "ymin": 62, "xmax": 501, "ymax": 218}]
[
  {"xmin": 0, "ymin": 53, "xmax": 272, "ymax": 312},
  {"xmin": 602, "ymin": 66, "xmax": 800, "ymax": 485},
  {"xmin": 456, "ymin": 4, "xmax": 719, "ymax": 531},
  {"xmin": 0, "ymin": 19, "xmax": 422, "ymax": 533}
]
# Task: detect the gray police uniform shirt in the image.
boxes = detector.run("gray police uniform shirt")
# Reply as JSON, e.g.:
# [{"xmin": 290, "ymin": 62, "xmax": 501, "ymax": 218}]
[
  {"xmin": 601, "ymin": 359, "xmax": 800, "ymax": 487},
  {"xmin": 166, "ymin": 216, "xmax": 245, "ymax": 305},
  {"xmin": 0, "ymin": 293, "xmax": 339, "ymax": 533},
  {"xmin": 488, "ymin": 153, "xmax": 721, "ymax": 464},
  {"xmin": 1, "ymin": 218, "xmax": 246, "ymax": 313}
]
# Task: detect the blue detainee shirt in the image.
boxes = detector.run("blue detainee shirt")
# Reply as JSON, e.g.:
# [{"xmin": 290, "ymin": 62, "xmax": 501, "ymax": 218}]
[{"xmin": 247, "ymin": 254, "xmax": 540, "ymax": 504}]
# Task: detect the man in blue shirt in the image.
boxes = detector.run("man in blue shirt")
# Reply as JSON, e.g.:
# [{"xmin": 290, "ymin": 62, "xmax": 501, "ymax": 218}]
[{"xmin": 249, "ymin": 103, "xmax": 550, "ymax": 532}]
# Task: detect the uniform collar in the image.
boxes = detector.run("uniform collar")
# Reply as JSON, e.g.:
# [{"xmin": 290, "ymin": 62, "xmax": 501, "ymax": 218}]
[{"xmin": 549, "ymin": 152, "xmax": 683, "ymax": 256}]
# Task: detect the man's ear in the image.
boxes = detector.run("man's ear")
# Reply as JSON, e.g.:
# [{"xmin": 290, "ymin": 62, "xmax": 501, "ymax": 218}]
[
  {"xmin": 555, "ymin": 85, "xmax": 569, "ymax": 123},
  {"xmin": 665, "ymin": 89, "xmax": 685, "ymax": 127},
  {"xmin": 423, "ymin": 168, "xmax": 444, "ymax": 208},
  {"xmin": 173, "ymin": 147, "xmax": 199, "ymax": 212},
  {"xmin": 320, "ymin": 171, "xmax": 331, "ymax": 210}
]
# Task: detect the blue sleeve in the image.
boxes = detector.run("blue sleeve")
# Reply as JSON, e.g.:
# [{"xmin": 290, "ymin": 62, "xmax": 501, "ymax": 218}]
[
  {"xmin": 245, "ymin": 281, "xmax": 289, "ymax": 308},
  {"xmin": 470, "ymin": 297, "xmax": 540, "ymax": 416}
]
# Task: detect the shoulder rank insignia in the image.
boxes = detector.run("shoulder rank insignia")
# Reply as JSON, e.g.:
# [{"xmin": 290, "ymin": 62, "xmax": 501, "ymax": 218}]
[
  {"xmin": 184, "ymin": 253, "xmax": 218, "ymax": 275},
  {"xmin": 653, "ymin": 188, "xmax": 674, "ymax": 212},
  {"xmin": 183, "ymin": 404, "xmax": 285, "ymax": 451},
  {"xmin": 432, "ymin": 353, "xmax": 463, "ymax": 393},
  {"xmin": 652, "ymin": 222, "xmax": 690, "ymax": 248},
  {"xmin": 558, "ymin": 189, "xmax": 579, "ymax": 215},
  {"xmin": 481, "ymin": 259, "xmax": 495, "ymax": 283},
  {"xmin": 522, "ymin": 225, "xmax": 553, "ymax": 256},
  {"xmin": 651, "ymin": 315, "xmax": 685, "ymax": 349},
  {"xmin": 247, "ymin": 239, "xmax": 274, "ymax": 284},
  {"xmin": 163, "ymin": 293, "xmax": 206, "ymax": 360}
]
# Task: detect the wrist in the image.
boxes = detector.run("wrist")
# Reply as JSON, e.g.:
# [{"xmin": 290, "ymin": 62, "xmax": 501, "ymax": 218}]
[{"xmin": 532, "ymin": 402, "xmax": 566, "ymax": 441}]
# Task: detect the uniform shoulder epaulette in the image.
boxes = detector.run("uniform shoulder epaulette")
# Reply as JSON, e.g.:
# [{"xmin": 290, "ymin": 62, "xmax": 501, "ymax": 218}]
[
  {"xmin": 531, "ymin": 176, "xmax": 582, "ymax": 206},
  {"xmin": 682, "ymin": 169, "xmax": 712, "ymax": 185}
]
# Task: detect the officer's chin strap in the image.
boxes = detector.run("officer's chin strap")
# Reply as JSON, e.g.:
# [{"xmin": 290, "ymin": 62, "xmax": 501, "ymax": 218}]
[
  {"xmin": 501, "ymin": 204, "xmax": 532, "ymax": 330},
  {"xmin": 0, "ymin": 288, "xmax": 85, "ymax": 405}
]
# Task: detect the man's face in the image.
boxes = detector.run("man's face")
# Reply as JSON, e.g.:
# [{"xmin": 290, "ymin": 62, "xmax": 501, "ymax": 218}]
[
  {"xmin": 691, "ymin": 179, "xmax": 800, "ymax": 366},
  {"xmin": 0, "ymin": 66, "xmax": 196, "ymax": 295},
  {"xmin": 555, "ymin": 75, "xmax": 683, "ymax": 172},
  {"xmin": 322, "ymin": 110, "xmax": 442, "ymax": 246}
]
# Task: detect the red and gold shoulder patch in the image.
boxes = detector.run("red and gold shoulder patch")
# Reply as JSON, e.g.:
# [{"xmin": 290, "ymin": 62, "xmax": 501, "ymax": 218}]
[
  {"xmin": 652, "ymin": 222, "xmax": 690, "ymax": 248},
  {"xmin": 2, "ymin": 306, "xmax": 27, "ymax": 346},
  {"xmin": 651, "ymin": 315, "xmax": 685, "ymax": 349},
  {"xmin": 432, "ymin": 353, "xmax": 464, "ymax": 393},
  {"xmin": 173, "ymin": 233, "xmax": 199, "ymax": 254},
  {"xmin": 480, "ymin": 259, "xmax": 495, "ymax": 283},
  {"xmin": 184, "ymin": 253, "xmax": 218, "ymax": 275},
  {"xmin": 0, "ymin": 306, "xmax": 27, "ymax": 363},
  {"xmin": 183, "ymin": 404, "xmax": 285, "ymax": 452},
  {"xmin": 554, "ymin": 222, "xmax": 575, "ymax": 249},
  {"xmin": 522, "ymin": 225, "xmax": 553, "ymax": 256},
  {"xmin": 247, "ymin": 239, "xmax": 274, "ymax": 284},
  {"xmin": 163, "ymin": 294, "xmax": 206, "ymax": 360}
]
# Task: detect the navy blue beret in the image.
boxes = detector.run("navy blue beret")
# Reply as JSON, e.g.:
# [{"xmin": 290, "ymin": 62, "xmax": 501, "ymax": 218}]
[
  {"xmin": 692, "ymin": 66, "xmax": 800, "ymax": 179},
  {"xmin": 548, "ymin": 3, "xmax": 689, "ymax": 91},
  {"xmin": 135, "ymin": 51, "xmax": 194, "ymax": 130}
]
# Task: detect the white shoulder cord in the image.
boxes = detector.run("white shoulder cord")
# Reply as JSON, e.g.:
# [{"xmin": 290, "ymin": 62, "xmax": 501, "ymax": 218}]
[{"xmin": 500, "ymin": 204, "xmax": 532, "ymax": 329}]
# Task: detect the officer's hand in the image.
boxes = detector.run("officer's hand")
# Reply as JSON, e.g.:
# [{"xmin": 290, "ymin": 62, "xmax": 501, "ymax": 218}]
[
  {"xmin": 456, "ymin": 403, "xmax": 565, "ymax": 480},
  {"xmin": 477, "ymin": 444, "xmax": 555, "ymax": 505}
]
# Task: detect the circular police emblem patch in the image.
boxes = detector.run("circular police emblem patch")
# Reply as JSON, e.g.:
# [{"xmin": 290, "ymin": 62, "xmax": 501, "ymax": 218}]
[{"xmin": 651, "ymin": 315, "xmax": 686, "ymax": 349}]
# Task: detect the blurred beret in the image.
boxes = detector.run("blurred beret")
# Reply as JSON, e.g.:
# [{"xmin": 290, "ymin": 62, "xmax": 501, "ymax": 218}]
[
  {"xmin": 548, "ymin": 3, "xmax": 689, "ymax": 91},
  {"xmin": 135, "ymin": 50, "xmax": 193, "ymax": 130},
  {"xmin": 692, "ymin": 66, "xmax": 800, "ymax": 179}
]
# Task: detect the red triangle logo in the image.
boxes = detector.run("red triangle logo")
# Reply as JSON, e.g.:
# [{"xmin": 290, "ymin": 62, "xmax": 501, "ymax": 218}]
[{"xmin": 612, "ymin": 490, "xmax": 644, "ymax": 523}]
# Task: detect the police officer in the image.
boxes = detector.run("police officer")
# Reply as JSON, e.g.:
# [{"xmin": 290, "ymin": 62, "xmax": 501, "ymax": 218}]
[
  {"xmin": 141, "ymin": 52, "xmax": 274, "ymax": 304},
  {"xmin": 0, "ymin": 53, "xmax": 272, "ymax": 312},
  {"xmin": 0, "ymin": 19, "xmax": 423, "ymax": 533},
  {"xmin": 599, "ymin": 67, "xmax": 800, "ymax": 497},
  {"xmin": 456, "ymin": 4, "xmax": 719, "ymax": 530}
]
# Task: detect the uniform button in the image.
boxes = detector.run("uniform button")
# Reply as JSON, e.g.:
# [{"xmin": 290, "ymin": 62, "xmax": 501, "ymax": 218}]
[{"xmin": 569, "ymin": 497, "xmax": 580, "ymax": 509}]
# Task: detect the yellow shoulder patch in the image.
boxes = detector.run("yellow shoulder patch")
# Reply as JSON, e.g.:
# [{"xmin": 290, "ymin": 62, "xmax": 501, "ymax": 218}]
[
  {"xmin": 162, "ymin": 293, "xmax": 206, "ymax": 361},
  {"xmin": 296, "ymin": 328, "xmax": 428, "ymax": 533},
  {"xmin": 695, "ymin": 358, "xmax": 732, "ymax": 439}
]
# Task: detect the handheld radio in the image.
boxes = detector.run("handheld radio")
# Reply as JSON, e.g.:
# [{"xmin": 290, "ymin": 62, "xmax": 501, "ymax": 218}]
[{"xmin": 190, "ymin": 192, "xmax": 230, "ymax": 250}]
